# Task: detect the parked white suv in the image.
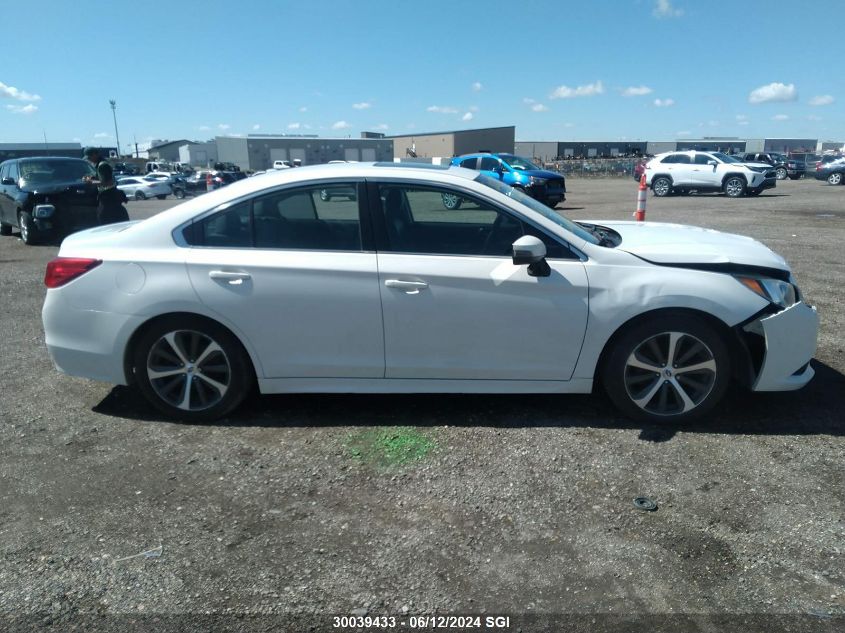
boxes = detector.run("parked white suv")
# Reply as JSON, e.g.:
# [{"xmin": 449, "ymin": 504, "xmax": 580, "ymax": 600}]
[{"xmin": 645, "ymin": 151, "xmax": 777, "ymax": 198}]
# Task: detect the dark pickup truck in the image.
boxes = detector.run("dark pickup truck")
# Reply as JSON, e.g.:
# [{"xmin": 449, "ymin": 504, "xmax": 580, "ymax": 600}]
[{"xmin": 0, "ymin": 157, "xmax": 100, "ymax": 245}]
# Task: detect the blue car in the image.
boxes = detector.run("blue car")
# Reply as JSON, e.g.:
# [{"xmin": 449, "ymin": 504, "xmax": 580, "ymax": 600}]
[{"xmin": 449, "ymin": 153, "xmax": 566, "ymax": 208}]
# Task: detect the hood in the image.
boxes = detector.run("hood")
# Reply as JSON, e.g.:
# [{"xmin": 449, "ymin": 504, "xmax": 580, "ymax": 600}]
[
  {"xmin": 737, "ymin": 161, "xmax": 771, "ymax": 170},
  {"xmin": 519, "ymin": 169, "xmax": 565, "ymax": 180},
  {"xmin": 25, "ymin": 180, "xmax": 98, "ymax": 196},
  {"xmin": 588, "ymin": 221, "xmax": 789, "ymax": 271}
]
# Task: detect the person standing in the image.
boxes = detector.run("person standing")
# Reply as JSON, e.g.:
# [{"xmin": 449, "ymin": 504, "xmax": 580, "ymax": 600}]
[{"xmin": 83, "ymin": 147, "xmax": 129, "ymax": 225}]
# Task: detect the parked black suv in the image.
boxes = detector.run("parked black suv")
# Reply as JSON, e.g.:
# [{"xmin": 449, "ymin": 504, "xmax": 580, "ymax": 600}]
[
  {"xmin": 0, "ymin": 157, "xmax": 100, "ymax": 245},
  {"xmin": 742, "ymin": 152, "xmax": 805, "ymax": 180}
]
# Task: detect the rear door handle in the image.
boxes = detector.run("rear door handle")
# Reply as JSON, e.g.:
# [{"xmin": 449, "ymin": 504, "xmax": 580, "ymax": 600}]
[
  {"xmin": 209, "ymin": 270, "xmax": 251, "ymax": 285},
  {"xmin": 384, "ymin": 279, "xmax": 428, "ymax": 294}
]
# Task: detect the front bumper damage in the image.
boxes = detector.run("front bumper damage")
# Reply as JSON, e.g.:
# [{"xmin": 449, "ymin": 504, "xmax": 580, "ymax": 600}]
[{"xmin": 741, "ymin": 302, "xmax": 819, "ymax": 391}]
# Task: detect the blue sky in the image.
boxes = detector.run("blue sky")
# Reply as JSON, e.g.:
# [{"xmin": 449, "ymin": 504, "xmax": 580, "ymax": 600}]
[{"xmin": 2, "ymin": 0, "xmax": 841, "ymax": 150}]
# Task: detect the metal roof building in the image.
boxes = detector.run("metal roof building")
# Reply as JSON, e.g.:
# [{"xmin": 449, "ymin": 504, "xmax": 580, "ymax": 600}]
[
  {"xmin": 383, "ymin": 126, "xmax": 515, "ymax": 160},
  {"xmin": 215, "ymin": 135, "xmax": 394, "ymax": 171}
]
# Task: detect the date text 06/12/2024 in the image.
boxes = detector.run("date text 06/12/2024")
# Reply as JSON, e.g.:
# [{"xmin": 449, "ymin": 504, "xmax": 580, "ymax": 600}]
[{"xmin": 332, "ymin": 615, "xmax": 512, "ymax": 629}]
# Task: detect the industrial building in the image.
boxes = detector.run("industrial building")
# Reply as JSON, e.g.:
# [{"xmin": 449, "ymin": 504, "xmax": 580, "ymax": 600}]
[
  {"xmin": 384, "ymin": 126, "xmax": 515, "ymax": 160},
  {"xmin": 515, "ymin": 141, "xmax": 647, "ymax": 162},
  {"xmin": 215, "ymin": 135, "xmax": 394, "ymax": 171}
]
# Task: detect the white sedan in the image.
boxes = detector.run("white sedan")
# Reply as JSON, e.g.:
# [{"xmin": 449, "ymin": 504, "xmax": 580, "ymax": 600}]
[
  {"xmin": 41, "ymin": 163, "xmax": 818, "ymax": 423},
  {"xmin": 116, "ymin": 176, "xmax": 172, "ymax": 200}
]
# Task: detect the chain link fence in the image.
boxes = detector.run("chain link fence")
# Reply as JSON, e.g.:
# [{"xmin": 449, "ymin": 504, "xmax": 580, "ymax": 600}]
[{"xmin": 539, "ymin": 157, "xmax": 642, "ymax": 179}]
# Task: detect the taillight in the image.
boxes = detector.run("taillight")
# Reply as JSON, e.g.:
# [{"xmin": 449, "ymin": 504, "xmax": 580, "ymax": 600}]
[{"xmin": 44, "ymin": 257, "xmax": 102, "ymax": 288}]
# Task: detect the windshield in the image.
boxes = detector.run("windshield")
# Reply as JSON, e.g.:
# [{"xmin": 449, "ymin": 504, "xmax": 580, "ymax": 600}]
[
  {"xmin": 710, "ymin": 152, "xmax": 740, "ymax": 163},
  {"xmin": 18, "ymin": 159, "xmax": 96, "ymax": 186},
  {"xmin": 498, "ymin": 154, "xmax": 542, "ymax": 171},
  {"xmin": 474, "ymin": 174, "xmax": 599, "ymax": 245}
]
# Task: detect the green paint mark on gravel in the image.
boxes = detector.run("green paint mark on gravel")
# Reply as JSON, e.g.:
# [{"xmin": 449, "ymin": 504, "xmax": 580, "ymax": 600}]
[{"xmin": 346, "ymin": 427, "xmax": 435, "ymax": 467}]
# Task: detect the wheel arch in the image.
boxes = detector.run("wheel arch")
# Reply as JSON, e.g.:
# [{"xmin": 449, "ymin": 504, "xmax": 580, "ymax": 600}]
[
  {"xmin": 650, "ymin": 173, "xmax": 673, "ymax": 186},
  {"xmin": 592, "ymin": 307, "xmax": 751, "ymax": 392},
  {"xmin": 122, "ymin": 311, "xmax": 259, "ymax": 386},
  {"xmin": 721, "ymin": 172, "xmax": 748, "ymax": 186}
]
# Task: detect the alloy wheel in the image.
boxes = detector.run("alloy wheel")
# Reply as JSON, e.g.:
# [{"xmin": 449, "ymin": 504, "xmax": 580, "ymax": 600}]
[
  {"xmin": 652, "ymin": 178, "xmax": 670, "ymax": 196},
  {"xmin": 725, "ymin": 178, "xmax": 745, "ymax": 197},
  {"xmin": 829, "ymin": 173, "xmax": 842, "ymax": 185},
  {"xmin": 146, "ymin": 330, "xmax": 231, "ymax": 411},
  {"xmin": 624, "ymin": 331, "xmax": 717, "ymax": 416}
]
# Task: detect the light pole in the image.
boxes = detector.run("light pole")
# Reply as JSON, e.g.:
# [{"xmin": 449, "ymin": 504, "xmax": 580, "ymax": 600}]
[{"xmin": 109, "ymin": 99, "xmax": 122, "ymax": 158}]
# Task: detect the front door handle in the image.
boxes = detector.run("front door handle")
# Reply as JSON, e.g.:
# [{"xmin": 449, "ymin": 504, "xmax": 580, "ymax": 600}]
[
  {"xmin": 384, "ymin": 279, "xmax": 428, "ymax": 294},
  {"xmin": 209, "ymin": 270, "xmax": 251, "ymax": 285}
]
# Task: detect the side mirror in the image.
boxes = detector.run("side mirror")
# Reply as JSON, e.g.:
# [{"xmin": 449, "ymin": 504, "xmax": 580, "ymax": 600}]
[
  {"xmin": 512, "ymin": 235, "xmax": 550, "ymax": 277},
  {"xmin": 1, "ymin": 177, "xmax": 15, "ymax": 185},
  {"xmin": 707, "ymin": 160, "xmax": 718, "ymax": 166}
]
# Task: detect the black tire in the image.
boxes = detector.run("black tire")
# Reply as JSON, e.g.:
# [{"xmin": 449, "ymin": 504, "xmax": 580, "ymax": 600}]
[
  {"xmin": 134, "ymin": 190, "xmax": 146, "ymax": 200},
  {"xmin": 132, "ymin": 316, "xmax": 254, "ymax": 422},
  {"xmin": 441, "ymin": 192, "xmax": 462, "ymax": 210},
  {"xmin": 18, "ymin": 211, "xmax": 37, "ymax": 245},
  {"xmin": 827, "ymin": 172, "xmax": 843, "ymax": 186},
  {"xmin": 652, "ymin": 176, "xmax": 672, "ymax": 197},
  {"xmin": 156, "ymin": 194, "xmax": 167, "ymax": 200},
  {"xmin": 174, "ymin": 188, "xmax": 186, "ymax": 199},
  {"xmin": 775, "ymin": 167, "xmax": 787, "ymax": 180},
  {"xmin": 0, "ymin": 222, "xmax": 11, "ymax": 236},
  {"xmin": 724, "ymin": 176, "xmax": 746, "ymax": 198},
  {"xmin": 602, "ymin": 313, "xmax": 731, "ymax": 423}
]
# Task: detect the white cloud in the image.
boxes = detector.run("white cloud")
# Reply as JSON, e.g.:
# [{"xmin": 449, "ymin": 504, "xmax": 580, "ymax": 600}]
[
  {"xmin": 563, "ymin": 122, "xmax": 575, "ymax": 128},
  {"xmin": 748, "ymin": 82, "xmax": 797, "ymax": 104},
  {"xmin": 471, "ymin": 82, "xmax": 483, "ymax": 92},
  {"xmin": 807, "ymin": 114, "xmax": 822, "ymax": 122},
  {"xmin": 93, "ymin": 132, "xmax": 110, "ymax": 138},
  {"xmin": 771, "ymin": 114, "xmax": 789, "ymax": 121},
  {"xmin": 352, "ymin": 102, "xmax": 371, "ymax": 110},
  {"xmin": 737, "ymin": 120, "xmax": 749, "ymax": 126},
  {"xmin": 332, "ymin": 120, "xmax": 351, "ymax": 130},
  {"xmin": 676, "ymin": 130, "xmax": 691, "ymax": 136},
  {"xmin": 462, "ymin": 112, "xmax": 474, "ymax": 121},
  {"xmin": 427, "ymin": 105, "xmax": 458, "ymax": 114},
  {"xmin": 0, "ymin": 81, "xmax": 41, "ymax": 102},
  {"xmin": 735, "ymin": 114, "xmax": 748, "ymax": 121},
  {"xmin": 374, "ymin": 123, "xmax": 389, "ymax": 130},
  {"xmin": 531, "ymin": 103, "xmax": 549, "ymax": 112},
  {"xmin": 523, "ymin": 98, "xmax": 536, "ymax": 104},
  {"xmin": 6, "ymin": 103, "xmax": 38, "ymax": 114},
  {"xmin": 198, "ymin": 125, "xmax": 211, "ymax": 131},
  {"xmin": 299, "ymin": 106, "xmax": 308, "ymax": 112},
  {"xmin": 72, "ymin": 137, "xmax": 81, "ymax": 142},
  {"xmin": 288, "ymin": 122, "xmax": 301, "ymax": 130},
  {"xmin": 252, "ymin": 124, "xmax": 260, "ymax": 130},
  {"xmin": 809, "ymin": 94, "xmax": 834, "ymax": 106},
  {"xmin": 549, "ymin": 81, "xmax": 603, "ymax": 99},
  {"xmin": 654, "ymin": 98, "xmax": 675, "ymax": 107},
  {"xmin": 653, "ymin": 0, "xmax": 683, "ymax": 18},
  {"xmin": 622, "ymin": 85, "xmax": 653, "ymax": 97},
  {"xmin": 218, "ymin": 123, "xmax": 230, "ymax": 130},
  {"xmin": 469, "ymin": 105, "xmax": 479, "ymax": 112}
]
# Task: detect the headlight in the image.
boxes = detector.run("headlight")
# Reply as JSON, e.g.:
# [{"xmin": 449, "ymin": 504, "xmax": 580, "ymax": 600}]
[
  {"xmin": 736, "ymin": 276, "xmax": 798, "ymax": 308},
  {"xmin": 528, "ymin": 176, "xmax": 547, "ymax": 186},
  {"xmin": 34, "ymin": 204, "xmax": 55, "ymax": 219}
]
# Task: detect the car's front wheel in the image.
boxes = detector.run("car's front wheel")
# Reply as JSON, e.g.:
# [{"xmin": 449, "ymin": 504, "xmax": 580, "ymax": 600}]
[
  {"xmin": 602, "ymin": 313, "xmax": 730, "ymax": 423},
  {"xmin": 775, "ymin": 167, "xmax": 787, "ymax": 180},
  {"xmin": 132, "ymin": 316, "xmax": 254, "ymax": 422},
  {"xmin": 441, "ymin": 192, "xmax": 462, "ymax": 210},
  {"xmin": 135, "ymin": 190, "xmax": 146, "ymax": 200},
  {"xmin": 652, "ymin": 176, "xmax": 672, "ymax": 197},
  {"xmin": 18, "ymin": 211, "xmax": 37, "ymax": 245},
  {"xmin": 827, "ymin": 172, "xmax": 843, "ymax": 185},
  {"xmin": 724, "ymin": 176, "xmax": 746, "ymax": 197},
  {"xmin": 174, "ymin": 188, "xmax": 186, "ymax": 199}
]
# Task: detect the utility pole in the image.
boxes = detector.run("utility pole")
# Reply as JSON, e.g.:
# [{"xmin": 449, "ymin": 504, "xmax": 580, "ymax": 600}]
[
  {"xmin": 134, "ymin": 134, "xmax": 139, "ymax": 159},
  {"xmin": 109, "ymin": 99, "xmax": 121, "ymax": 158},
  {"xmin": 42, "ymin": 130, "xmax": 49, "ymax": 152}
]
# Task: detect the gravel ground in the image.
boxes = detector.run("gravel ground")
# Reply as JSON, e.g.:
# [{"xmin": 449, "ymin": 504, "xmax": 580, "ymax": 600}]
[{"xmin": 0, "ymin": 178, "xmax": 843, "ymax": 632}]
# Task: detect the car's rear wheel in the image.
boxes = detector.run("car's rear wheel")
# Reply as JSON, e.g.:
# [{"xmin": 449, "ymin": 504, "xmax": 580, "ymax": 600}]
[
  {"xmin": 775, "ymin": 167, "xmax": 787, "ymax": 180},
  {"xmin": 135, "ymin": 190, "xmax": 146, "ymax": 200},
  {"xmin": 174, "ymin": 188, "xmax": 186, "ymax": 199},
  {"xmin": 724, "ymin": 176, "xmax": 746, "ymax": 197},
  {"xmin": 441, "ymin": 192, "xmax": 462, "ymax": 210},
  {"xmin": 652, "ymin": 176, "xmax": 672, "ymax": 197},
  {"xmin": 0, "ymin": 221, "xmax": 11, "ymax": 236},
  {"xmin": 827, "ymin": 172, "xmax": 843, "ymax": 185},
  {"xmin": 18, "ymin": 211, "xmax": 37, "ymax": 245},
  {"xmin": 602, "ymin": 313, "xmax": 730, "ymax": 423},
  {"xmin": 133, "ymin": 316, "xmax": 253, "ymax": 422}
]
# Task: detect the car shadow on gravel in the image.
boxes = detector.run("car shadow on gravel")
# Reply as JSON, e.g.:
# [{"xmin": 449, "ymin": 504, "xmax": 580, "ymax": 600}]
[{"xmin": 93, "ymin": 360, "xmax": 845, "ymax": 442}]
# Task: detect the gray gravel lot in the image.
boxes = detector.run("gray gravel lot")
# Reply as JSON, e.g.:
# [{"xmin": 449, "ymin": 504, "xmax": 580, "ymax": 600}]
[{"xmin": 0, "ymin": 178, "xmax": 843, "ymax": 632}]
